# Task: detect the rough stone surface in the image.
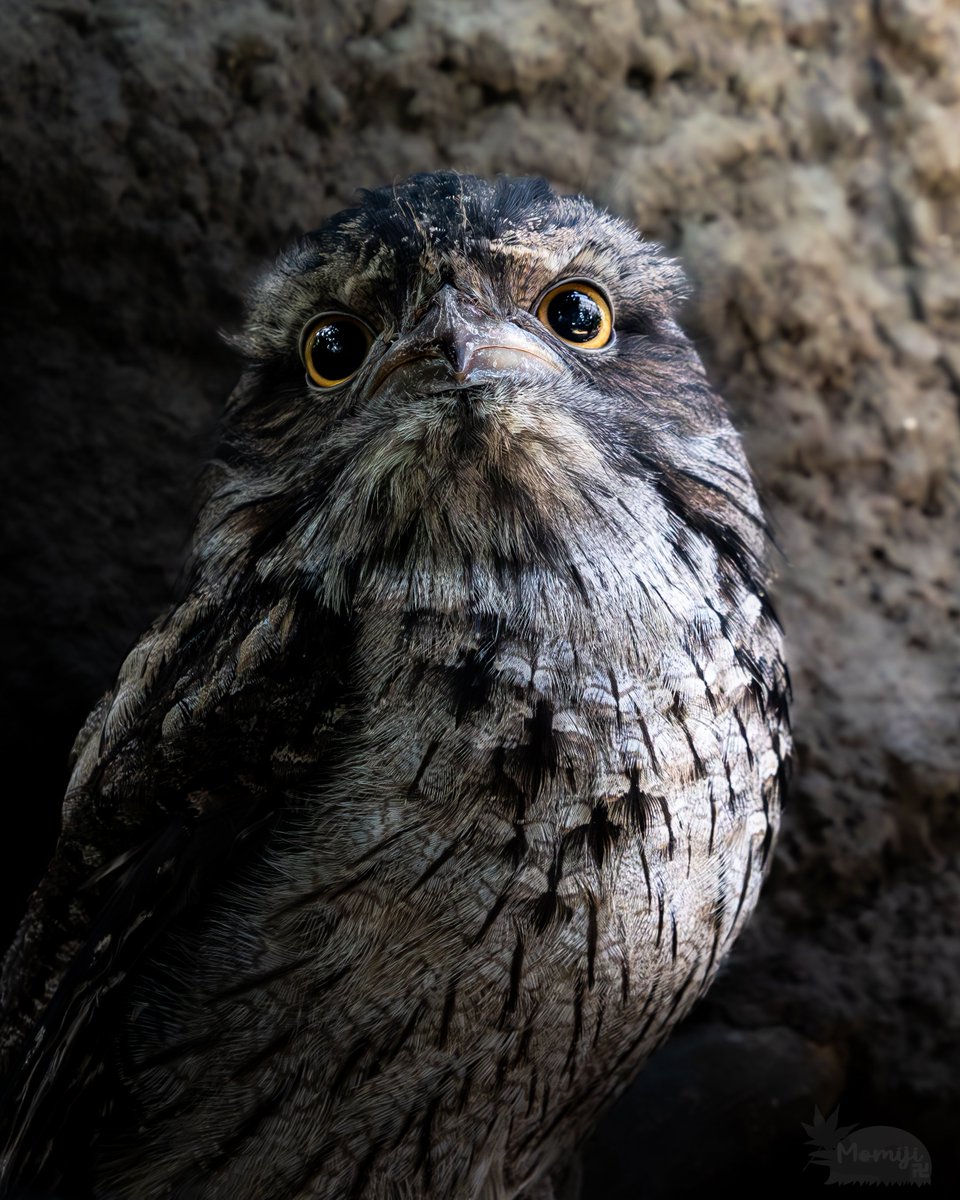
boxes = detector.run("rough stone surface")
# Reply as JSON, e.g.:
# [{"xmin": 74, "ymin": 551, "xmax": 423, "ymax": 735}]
[{"xmin": 1, "ymin": 0, "xmax": 958, "ymax": 1192}]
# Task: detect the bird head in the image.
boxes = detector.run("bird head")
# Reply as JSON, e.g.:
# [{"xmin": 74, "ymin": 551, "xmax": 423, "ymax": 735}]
[{"xmin": 201, "ymin": 172, "xmax": 766, "ymax": 615}]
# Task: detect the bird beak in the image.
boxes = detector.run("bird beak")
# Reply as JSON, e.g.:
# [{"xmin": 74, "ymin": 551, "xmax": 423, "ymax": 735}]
[{"xmin": 371, "ymin": 284, "xmax": 562, "ymax": 394}]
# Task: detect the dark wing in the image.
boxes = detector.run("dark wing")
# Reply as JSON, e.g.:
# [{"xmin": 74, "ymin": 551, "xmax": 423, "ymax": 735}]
[{"xmin": 0, "ymin": 587, "xmax": 353, "ymax": 1195}]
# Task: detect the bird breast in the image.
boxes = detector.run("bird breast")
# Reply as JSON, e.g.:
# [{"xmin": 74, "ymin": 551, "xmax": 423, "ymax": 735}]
[{"xmin": 116, "ymin": 572, "xmax": 779, "ymax": 1199}]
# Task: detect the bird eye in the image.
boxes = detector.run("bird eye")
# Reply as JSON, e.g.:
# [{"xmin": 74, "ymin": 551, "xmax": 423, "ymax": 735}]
[
  {"xmin": 301, "ymin": 314, "xmax": 373, "ymax": 388},
  {"xmin": 536, "ymin": 281, "xmax": 613, "ymax": 350}
]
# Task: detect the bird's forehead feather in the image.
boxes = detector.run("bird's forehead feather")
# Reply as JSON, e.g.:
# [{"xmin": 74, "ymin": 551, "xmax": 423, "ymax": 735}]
[{"xmin": 239, "ymin": 172, "xmax": 683, "ymax": 358}]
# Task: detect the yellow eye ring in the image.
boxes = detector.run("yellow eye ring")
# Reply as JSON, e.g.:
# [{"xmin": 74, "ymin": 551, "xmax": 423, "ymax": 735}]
[
  {"xmin": 535, "ymin": 281, "xmax": 613, "ymax": 350},
  {"xmin": 301, "ymin": 313, "xmax": 373, "ymax": 388}
]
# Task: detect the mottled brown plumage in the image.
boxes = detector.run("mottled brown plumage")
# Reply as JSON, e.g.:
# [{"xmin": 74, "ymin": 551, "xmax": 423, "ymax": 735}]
[{"xmin": 0, "ymin": 172, "xmax": 790, "ymax": 1199}]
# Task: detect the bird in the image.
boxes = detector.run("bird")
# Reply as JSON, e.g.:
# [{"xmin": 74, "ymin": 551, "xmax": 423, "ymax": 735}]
[{"xmin": 0, "ymin": 171, "xmax": 790, "ymax": 1200}]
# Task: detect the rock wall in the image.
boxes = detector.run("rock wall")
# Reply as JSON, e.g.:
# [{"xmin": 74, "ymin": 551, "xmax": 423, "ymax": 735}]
[{"xmin": 2, "ymin": 0, "xmax": 958, "ymax": 1192}]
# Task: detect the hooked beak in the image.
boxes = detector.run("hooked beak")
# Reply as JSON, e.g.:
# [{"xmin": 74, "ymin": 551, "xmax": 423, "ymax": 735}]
[{"xmin": 371, "ymin": 284, "xmax": 562, "ymax": 394}]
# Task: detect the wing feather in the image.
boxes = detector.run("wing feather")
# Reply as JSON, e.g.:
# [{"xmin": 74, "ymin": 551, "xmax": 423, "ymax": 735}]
[{"xmin": 0, "ymin": 588, "xmax": 352, "ymax": 1194}]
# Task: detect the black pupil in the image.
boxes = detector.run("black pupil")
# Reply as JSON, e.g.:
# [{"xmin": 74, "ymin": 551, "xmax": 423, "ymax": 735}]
[
  {"xmin": 309, "ymin": 320, "xmax": 368, "ymax": 381},
  {"xmin": 547, "ymin": 289, "xmax": 603, "ymax": 343}
]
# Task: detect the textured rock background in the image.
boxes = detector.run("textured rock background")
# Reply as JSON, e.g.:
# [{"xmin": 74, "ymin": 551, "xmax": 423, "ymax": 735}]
[{"xmin": 1, "ymin": 0, "xmax": 958, "ymax": 1193}]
